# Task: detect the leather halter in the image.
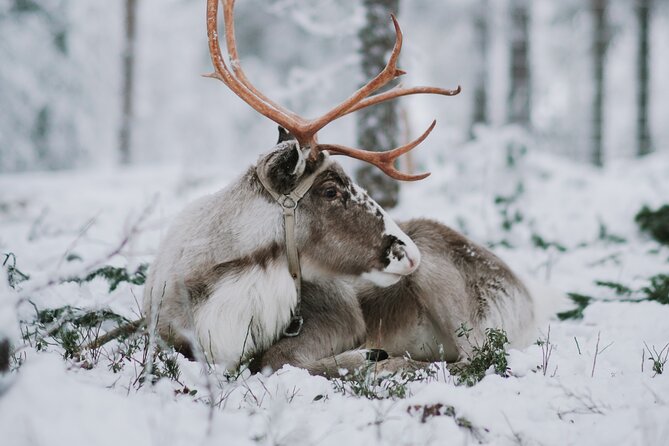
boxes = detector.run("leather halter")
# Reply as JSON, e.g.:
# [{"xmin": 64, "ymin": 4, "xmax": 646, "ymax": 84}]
[{"xmin": 255, "ymin": 148, "xmax": 331, "ymax": 337}]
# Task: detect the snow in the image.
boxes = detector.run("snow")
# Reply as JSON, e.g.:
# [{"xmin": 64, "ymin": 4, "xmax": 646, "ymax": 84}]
[{"xmin": 1, "ymin": 133, "xmax": 668, "ymax": 445}]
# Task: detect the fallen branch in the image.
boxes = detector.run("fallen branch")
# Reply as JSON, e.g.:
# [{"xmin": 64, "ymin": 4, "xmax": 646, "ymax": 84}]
[{"xmin": 83, "ymin": 318, "xmax": 146, "ymax": 351}]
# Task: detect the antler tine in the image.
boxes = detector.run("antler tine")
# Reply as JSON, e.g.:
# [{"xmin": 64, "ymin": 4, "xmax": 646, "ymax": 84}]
[
  {"xmin": 206, "ymin": 0, "xmax": 300, "ymax": 132},
  {"xmin": 316, "ymin": 120, "xmax": 437, "ymax": 181},
  {"xmin": 301, "ymin": 14, "xmax": 406, "ymax": 138},
  {"xmin": 222, "ymin": 0, "xmax": 301, "ymax": 121},
  {"xmin": 207, "ymin": 3, "xmax": 455, "ymax": 183},
  {"xmin": 341, "ymin": 85, "xmax": 462, "ymax": 117}
]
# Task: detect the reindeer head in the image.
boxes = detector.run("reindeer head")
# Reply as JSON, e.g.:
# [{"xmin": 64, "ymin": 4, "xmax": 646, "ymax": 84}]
[
  {"xmin": 206, "ymin": 0, "xmax": 460, "ymax": 286},
  {"xmin": 256, "ymin": 131, "xmax": 422, "ymax": 286}
]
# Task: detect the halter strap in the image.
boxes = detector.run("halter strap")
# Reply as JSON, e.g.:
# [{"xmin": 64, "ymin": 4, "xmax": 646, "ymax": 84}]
[{"xmin": 256, "ymin": 149, "xmax": 331, "ymax": 337}]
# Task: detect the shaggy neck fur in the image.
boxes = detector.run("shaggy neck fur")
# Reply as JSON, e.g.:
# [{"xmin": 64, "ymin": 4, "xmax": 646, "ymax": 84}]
[{"xmin": 192, "ymin": 255, "xmax": 297, "ymax": 369}]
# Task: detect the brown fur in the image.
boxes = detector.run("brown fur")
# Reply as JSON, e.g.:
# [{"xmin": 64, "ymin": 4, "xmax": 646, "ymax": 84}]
[
  {"xmin": 144, "ymin": 140, "xmax": 532, "ymax": 375},
  {"xmin": 358, "ymin": 219, "xmax": 532, "ymax": 363},
  {"xmin": 258, "ymin": 218, "xmax": 534, "ymax": 376},
  {"xmin": 184, "ymin": 242, "xmax": 284, "ymax": 304},
  {"xmin": 298, "ymin": 165, "xmax": 388, "ymax": 277},
  {"xmin": 254, "ymin": 279, "xmax": 367, "ymax": 376}
]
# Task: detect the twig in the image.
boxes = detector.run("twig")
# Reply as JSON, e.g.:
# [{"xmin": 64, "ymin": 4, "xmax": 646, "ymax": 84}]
[
  {"xmin": 501, "ymin": 412, "xmax": 523, "ymax": 445},
  {"xmin": 182, "ymin": 330, "xmax": 216, "ymax": 438},
  {"xmin": 55, "ymin": 215, "xmax": 99, "ymax": 270},
  {"xmin": 591, "ymin": 332, "xmax": 601, "ymax": 378},
  {"xmin": 15, "ymin": 199, "xmax": 156, "ymax": 306},
  {"xmin": 539, "ymin": 325, "xmax": 554, "ymax": 376},
  {"xmin": 142, "ymin": 281, "xmax": 166, "ymax": 386},
  {"xmin": 557, "ymin": 382, "xmax": 607, "ymax": 416},
  {"xmin": 574, "ymin": 337, "xmax": 582, "ymax": 355},
  {"xmin": 83, "ymin": 319, "xmax": 146, "ymax": 351}
]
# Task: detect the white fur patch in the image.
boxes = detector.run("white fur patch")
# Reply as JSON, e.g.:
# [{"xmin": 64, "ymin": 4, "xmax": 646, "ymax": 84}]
[
  {"xmin": 349, "ymin": 183, "xmax": 421, "ymax": 285},
  {"xmin": 291, "ymin": 143, "xmax": 306, "ymax": 176},
  {"xmin": 192, "ymin": 260, "xmax": 297, "ymax": 369},
  {"xmin": 360, "ymin": 270, "xmax": 402, "ymax": 287},
  {"xmin": 230, "ymin": 196, "xmax": 284, "ymax": 254},
  {"xmin": 381, "ymin": 215, "xmax": 421, "ymax": 274}
]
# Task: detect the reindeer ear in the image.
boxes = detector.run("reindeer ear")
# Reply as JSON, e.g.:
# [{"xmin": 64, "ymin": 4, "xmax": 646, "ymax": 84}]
[
  {"xmin": 277, "ymin": 126, "xmax": 297, "ymax": 144},
  {"xmin": 258, "ymin": 140, "xmax": 307, "ymax": 194}
]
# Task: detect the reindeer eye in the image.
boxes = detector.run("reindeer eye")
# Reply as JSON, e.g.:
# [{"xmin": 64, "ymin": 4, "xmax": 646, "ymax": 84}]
[{"xmin": 323, "ymin": 187, "xmax": 339, "ymax": 200}]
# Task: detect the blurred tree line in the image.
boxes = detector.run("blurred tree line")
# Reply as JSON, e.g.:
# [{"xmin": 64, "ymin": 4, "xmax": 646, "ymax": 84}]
[
  {"xmin": 0, "ymin": 0, "xmax": 666, "ymax": 191},
  {"xmin": 358, "ymin": 0, "xmax": 660, "ymax": 205}
]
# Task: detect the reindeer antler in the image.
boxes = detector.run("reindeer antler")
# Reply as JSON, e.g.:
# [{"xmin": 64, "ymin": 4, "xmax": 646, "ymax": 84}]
[{"xmin": 206, "ymin": 0, "xmax": 461, "ymax": 181}]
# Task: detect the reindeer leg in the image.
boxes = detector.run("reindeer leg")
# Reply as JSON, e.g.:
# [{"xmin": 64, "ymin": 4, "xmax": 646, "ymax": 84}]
[
  {"xmin": 257, "ymin": 279, "xmax": 374, "ymax": 377},
  {"xmin": 370, "ymin": 356, "xmax": 430, "ymax": 374}
]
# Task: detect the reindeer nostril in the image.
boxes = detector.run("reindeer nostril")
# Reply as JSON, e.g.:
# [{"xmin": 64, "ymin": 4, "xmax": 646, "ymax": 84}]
[
  {"xmin": 380, "ymin": 235, "xmax": 404, "ymax": 267},
  {"xmin": 380, "ymin": 234, "xmax": 420, "ymax": 274}
]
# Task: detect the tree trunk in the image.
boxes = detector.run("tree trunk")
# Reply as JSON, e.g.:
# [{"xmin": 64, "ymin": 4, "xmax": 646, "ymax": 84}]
[
  {"xmin": 470, "ymin": 0, "xmax": 489, "ymax": 137},
  {"xmin": 507, "ymin": 0, "xmax": 531, "ymax": 127},
  {"xmin": 591, "ymin": 0, "xmax": 607, "ymax": 167},
  {"xmin": 356, "ymin": 0, "xmax": 400, "ymax": 209},
  {"xmin": 0, "ymin": 338, "xmax": 9, "ymax": 373},
  {"xmin": 636, "ymin": 0, "xmax": 652, "ymax": 157},
  {"xmin": 119, "ymin": 0, "xmax": 138, "ymax": 165}
]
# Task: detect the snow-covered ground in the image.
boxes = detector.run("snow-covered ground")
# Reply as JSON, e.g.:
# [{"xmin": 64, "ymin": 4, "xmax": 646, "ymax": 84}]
[{"xmin": 1, "ymin": 134, "xmax": 668, "ymax": 445}]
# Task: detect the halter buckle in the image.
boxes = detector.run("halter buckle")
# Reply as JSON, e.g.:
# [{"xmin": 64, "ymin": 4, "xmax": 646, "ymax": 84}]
[
  {"xmin": 281, "ymin": 196, "xmax": 297, "ymax": 209},
  {"xmin": 283, "ymin": 315, "xmax": 303, "ymax": 337}
]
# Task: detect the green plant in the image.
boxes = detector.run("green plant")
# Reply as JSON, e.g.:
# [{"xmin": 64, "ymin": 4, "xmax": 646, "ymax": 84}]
[
  {"xmin": 641, "ymin": 274, "xmax": 669, "ymax": 305},
  {"xmin": 332, "ymin": 361, "xmax": 436, "ymax": 400},
  {"xmin": 2, "ymin": 252, "xmax": 30, "ymax": 289},
  {"xmin": 561, "ymin": 273, "xmax": 669, "ymax": 321},
  {"xmin": 20, "ymin": 302, "xmax": 191, "ymax": 392},
  {"xmin": 594, "ymin": 280, "xmax": 632, "ymax": 297},
  {"xmin": 22, "ymin": 305, "xmax": 130, "ymax": 360},
  {"xmin": 449, "ymin": 325, "xmax": 510, "ymax": 387},
  {"xmin": 557, "ymin": 293, "xmax": 593, "ymax": 321},
  {"xmin": 536, "ymin": 326, "xmax": 555, "ymax": 376},
  {"xmin": 531, "ymin": 234, "xmax": 567, "ymax": 252},
  {"xmin": 597, "ymin": 221, "xmax": 626, "ymax": 244},
  {"xmin": 67, "ymin": 263, "xmax": 149, "ymax": 292},
  {"xmin": 494, "ymin": 183, "xmax": 525, "ymax": 232},
  {"xmin": 505, "ymin": 141, "xmax": 528, "ymax": 168},
  {"xmin": 635, "ymin": 205, "xmax": 669, "ymax": 245},
  {"xmin": 643, "ymin": 342, "xmax": 669, "ymax": 376},
  {"xmin": 406, "ymin": 403, "xmax": 486, "ymax": 439}
]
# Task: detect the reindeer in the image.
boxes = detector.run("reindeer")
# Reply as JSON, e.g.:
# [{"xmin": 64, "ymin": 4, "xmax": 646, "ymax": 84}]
[{"xmin": 143, "ymin": 0, "xmax": 535, "ymax": 376}]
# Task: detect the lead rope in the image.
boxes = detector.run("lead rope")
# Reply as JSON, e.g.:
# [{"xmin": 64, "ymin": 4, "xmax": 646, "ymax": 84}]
[{"xmin": 256, "ymin": 152, "xmax": 330, "ymax": 337}]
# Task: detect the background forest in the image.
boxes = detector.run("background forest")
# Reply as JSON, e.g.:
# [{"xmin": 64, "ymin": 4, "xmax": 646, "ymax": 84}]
[{"xmin": 1, "ymin": 0, "xmax": 667, "ymax": 174}]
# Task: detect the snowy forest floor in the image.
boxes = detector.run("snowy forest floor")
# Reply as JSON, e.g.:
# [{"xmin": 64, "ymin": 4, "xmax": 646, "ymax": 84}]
[{"xmin": 1, "ymin": 131, "xmax": 668, "ymax": 445}]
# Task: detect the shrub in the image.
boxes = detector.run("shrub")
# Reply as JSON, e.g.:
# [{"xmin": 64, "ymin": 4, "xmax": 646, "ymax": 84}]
[
  {"xmin": 449, "ymin": 326, "xmax": 510, "ymax": 387},
  {"xmin": 636, "ymin": 205, "xmax": 669, "ymax": 245},
  {"xmin": 67, "ymin": 263, "xmax": 148, "ymax": 292}
]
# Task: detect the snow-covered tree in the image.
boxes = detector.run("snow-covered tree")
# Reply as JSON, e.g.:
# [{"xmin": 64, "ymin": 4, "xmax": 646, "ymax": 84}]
[
  {"xmin": 507, "ymin": 0, "xmax": 531, "ymax": 128},
  {"xmin": 470, "ymin": 0, "xmax": 489, "ymax": 136},
  {"xmin": 119, "ymin": 0, "xmax": 138, "ymax": 165},
  {"xmin": 591, "ymin": 0, "xmax": 608, "ymax": 166},
  {"xmin": 0, "ymin": 0, "xmax": 79, "ymax": 171},
  {"xmin": 355, "ymin": 0, "xmax": 400, "ymax": 209},
  {"xmin": 636, "ymin": 0, "xmax": 652, "ymax": 157}
]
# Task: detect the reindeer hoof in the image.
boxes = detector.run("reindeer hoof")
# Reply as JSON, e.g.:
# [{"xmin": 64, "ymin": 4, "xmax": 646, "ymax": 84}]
[{"xmin": 365, "ymin": 349, "xmax": 389, "ymax": 362}]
